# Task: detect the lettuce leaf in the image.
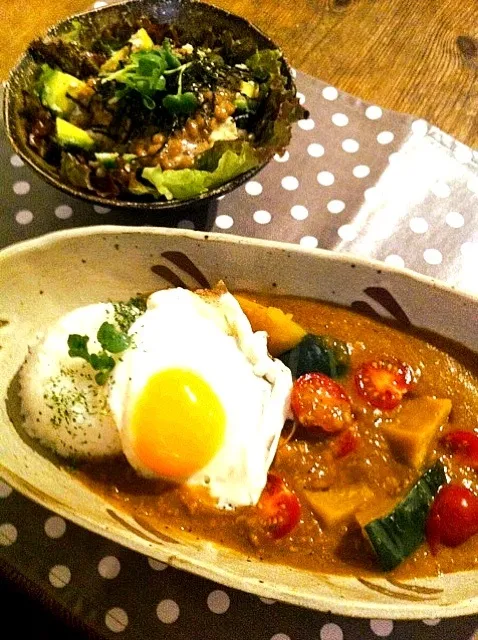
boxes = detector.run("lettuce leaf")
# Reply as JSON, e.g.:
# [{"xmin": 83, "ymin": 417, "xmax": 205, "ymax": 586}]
[
  {"xmin": 255, "ymin": 85, "xmax": 305, "ymax": 153},
  {"xmin": 206, "ymin": 142, "xmax": 258, "ymax": 186},
  {"xmin": 61, "ymin": 152, "xmax": 93, "ymax": 190},
  {"xmin": 141, "ymin": 167, "xmax": 209, "ymax": 200},
  {"xmin": 142, "ymin": 143, "xmax": 259, "ymax": 200},
  {"xmin": 244, "ymin": 49, "xmax": 307, "ymax": 157},
  {"xmin": 245, "ymin": 49, "xmax": 283, "ymax": 81}
]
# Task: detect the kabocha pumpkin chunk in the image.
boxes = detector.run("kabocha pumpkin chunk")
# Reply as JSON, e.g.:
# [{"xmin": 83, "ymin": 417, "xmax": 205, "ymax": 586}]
[
  {"xmin": 305, "ymin": 484, "xmax": 375, "ymax": 529},
  {"xmin": 382, "ymin": 397, "xmax": 452, "ymax": 469},
  {"xmin": 234, "ymin": 295, "xmax": 306, "ymax": 356}
]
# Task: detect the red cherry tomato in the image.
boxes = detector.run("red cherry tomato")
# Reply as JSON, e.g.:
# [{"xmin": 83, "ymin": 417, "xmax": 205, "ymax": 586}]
[
  {"xmin": 291, "ymin": 372, "xmax": 354, "ymax": 433},
  {"xmin": 441, "ymin": 430, "xmax": 478, "ymax": 469},
  {"xmin": 333, "ymin": 426, "xmax": 360, "ymax": 458},
  {"xmin": 426, "ymin": 484, "xmax": 478, "ymax": 554},
  {"xmin": 354, "ymin": 358, "xmax": 413, "ymax": 410},
  {"xmin": 256, "ymin": 473, "xmax": 301, "ymax": 540}
]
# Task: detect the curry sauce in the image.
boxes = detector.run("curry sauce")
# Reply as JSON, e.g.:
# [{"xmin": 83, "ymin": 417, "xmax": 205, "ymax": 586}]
[{"xmin": 76, "ymin": 294, "xmax": 478, "ymax": 578}]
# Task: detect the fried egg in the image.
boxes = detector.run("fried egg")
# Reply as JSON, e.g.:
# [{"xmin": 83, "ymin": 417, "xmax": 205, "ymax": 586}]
[
  {"xmin": 109, "ymin": 286, "xmax": 292, "ymax": 507},
  {"xmin": 20, "ymin": 303, "xmax": 122, "ymax": 459},
  {"xmin": 20, "ymin": 286, "xmax": 293, "ymax": 508}
]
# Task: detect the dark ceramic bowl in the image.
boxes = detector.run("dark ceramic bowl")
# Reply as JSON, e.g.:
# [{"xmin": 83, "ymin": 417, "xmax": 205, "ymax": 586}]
[{"xmin": 4, "ymin": 0, "xmax": 300, "ymax": 211}]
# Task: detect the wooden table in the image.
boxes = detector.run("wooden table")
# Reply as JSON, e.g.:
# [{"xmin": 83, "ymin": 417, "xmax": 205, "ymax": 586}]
[{"xmin": 2, "ymin": 0, "xmax": 477, "ymax": 146}]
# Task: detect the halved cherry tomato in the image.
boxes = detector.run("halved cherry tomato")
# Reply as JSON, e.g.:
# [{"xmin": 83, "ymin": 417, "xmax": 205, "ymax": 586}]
[
  {"xmin": 291, "ymin": 372, "xmax": 354, "ymax": 433},
  {"xmin": 354, "ymin": 358, "xmax": 413, "ymax": 410},
  {"xmin": 256, "ymin": 473, "xmax": 301, "ymax": 540},
  {"xmin": 441, "ymin": 430, "xmax": 478, "ymax": 469},
  {"xmin": 426, "ymin": 483, "xmax": 478, "ymax": 554},
  {"xmin": 333, "ymin": 425, "xmax": 360, "ymax": 458}
]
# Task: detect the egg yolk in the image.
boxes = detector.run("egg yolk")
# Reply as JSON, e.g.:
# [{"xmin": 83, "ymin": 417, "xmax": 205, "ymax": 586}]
[{"xmin": 131, "ymin": 368, "xmax": 226, "ymax": 480}]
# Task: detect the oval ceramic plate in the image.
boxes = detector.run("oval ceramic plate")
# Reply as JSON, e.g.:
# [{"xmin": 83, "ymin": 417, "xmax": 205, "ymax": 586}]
[{"xmin": 0, "ymin": 226, "xmax": 477, "ymax": 619}]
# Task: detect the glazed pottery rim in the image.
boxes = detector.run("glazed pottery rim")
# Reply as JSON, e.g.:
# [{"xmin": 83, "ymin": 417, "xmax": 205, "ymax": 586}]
[{"xmin": 1, "ymin": 225, "xmax": 477, "ymax": 305}]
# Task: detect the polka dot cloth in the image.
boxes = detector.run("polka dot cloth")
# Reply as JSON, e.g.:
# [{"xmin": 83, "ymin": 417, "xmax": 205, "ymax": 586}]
[
  {"xmin": 44, "ymin": 516, "xmax": 66, "ymax": 539},
  {"xmin": 156, "ymin": 599, "xmax": 180, "ymax": 624},
  {"xmin": 207, "ymin": 590, "xmax": 231, "ymax": 614},
  {"xmin": 98, "ymin": 556, "xmax": 121, "ymax": 579},
  {"xmin": 370, "ymin": 620, "xmax": 394, "ymax": 637},
  {"xmin": 105, "ymin": 608, "xmax": 128, "ymax": 633},
  {"xmin": 48, "ymin": 565, "xmax": 71, "ymax": 588},
  {"xmin": 1, "ymin": 66, "xmax": 478, "ymax": 639}
]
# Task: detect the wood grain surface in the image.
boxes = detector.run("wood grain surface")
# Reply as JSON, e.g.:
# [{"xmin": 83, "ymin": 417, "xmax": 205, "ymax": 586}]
[{"xmin": 1, "ymin": 0, "xmax": 477, "ymax": 146}]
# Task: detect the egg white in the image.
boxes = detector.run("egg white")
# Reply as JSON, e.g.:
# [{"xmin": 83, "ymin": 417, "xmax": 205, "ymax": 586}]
[{"xmin": 110, "ymin": 287, "xmax": 293, "ymax": 508}]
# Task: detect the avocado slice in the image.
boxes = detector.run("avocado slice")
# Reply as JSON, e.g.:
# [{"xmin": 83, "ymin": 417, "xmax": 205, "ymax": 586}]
[
  {"xmin": 39, "ymin": 65, "xmax": 87, "ymax": 117},
  {"xmin": 56, "ymin": 118, "xmax": 94, "ymax": 150},
  {"xmin": 95, "ymin": 152, "xmax": 119, "ymax": 168},
  {"xmin": 240, "ymin": 80, "xmax": 259, "ymax": 99},
  {"xmin": 129, "ymin": 27, "xmax": 154, "ymax": 51}
]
